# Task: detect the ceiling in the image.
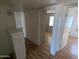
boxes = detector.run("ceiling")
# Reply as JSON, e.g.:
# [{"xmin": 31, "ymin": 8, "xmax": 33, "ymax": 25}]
[
  {"xmin": 0, "ymin": 0, "xmax": 56, "ymax": 8},
  {"xmin": 0, "ymin": 0, "xmax": 78, "ymax": 9}
]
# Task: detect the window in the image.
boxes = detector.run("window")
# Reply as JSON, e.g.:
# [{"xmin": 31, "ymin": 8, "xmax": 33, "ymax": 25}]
[{"xmin": 49, "ymin": 16, "xmax": 54, "ymax": 26}]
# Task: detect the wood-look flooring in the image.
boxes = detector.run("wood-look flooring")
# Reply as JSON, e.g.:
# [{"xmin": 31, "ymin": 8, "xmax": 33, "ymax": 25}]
[{"xmin": 26, "ymin": 32, "xmax": 78, "ymax": 59}]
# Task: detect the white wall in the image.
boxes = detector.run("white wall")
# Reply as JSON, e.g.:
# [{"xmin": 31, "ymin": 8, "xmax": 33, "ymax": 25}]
[
  {"xmin": 25, "ymin": 9, "xmax": 40, "ymax": 45},
  {"xmin": 0, "ymin": 5, "xmax": 16, "ymax": 55},
  {"xmin": 50, "ymin": 4, "xmax": 68, "ymax": 55},
  {"xmin": 25, "ymin": 9, "xmax": 48, "ymax": 45},
  {"xmin": 70, "ymin": 7, "xmax": 78, "ymax": 38},
  {"xmin": 39, "ymin": 10, "xmax": 47, "ymax": 44}
]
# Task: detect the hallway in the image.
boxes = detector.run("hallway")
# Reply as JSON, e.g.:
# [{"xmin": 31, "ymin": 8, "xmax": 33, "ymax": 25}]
[{"xmin": 26, "ymin": 33, "xmax": 78, "ymax": 59}]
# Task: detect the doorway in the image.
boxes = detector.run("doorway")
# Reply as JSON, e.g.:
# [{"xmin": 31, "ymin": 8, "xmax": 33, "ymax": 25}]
[
  {"xmin": 59, "ymin": 7, "xmax": 78, "ymax": 59},
  {"xmin": 44, "ymin": 13, "xmax": 55, "ymax": 51},
  {"xmin": 61, "ymin": 7, "xmax": 78, "ymax": 49},
  {"xmin": 14, "ymin": 12, "xmax": 27, "ymax": 38}
]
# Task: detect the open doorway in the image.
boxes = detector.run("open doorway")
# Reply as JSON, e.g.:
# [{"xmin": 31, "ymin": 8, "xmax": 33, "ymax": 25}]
[
  {"xmin": 61, "ymin": 7, "xmax": 78, "ymax": 48},
  {"xmin": 43, "ymin": 13, "xmax": 55, "ymax": 51},
  {"xmin": 60, "ymin": 7, "xmax": 78, "ymax": 59},
  {"xmin": 14, "ymin": 12, "xmax": 27, "ymax": 38}
]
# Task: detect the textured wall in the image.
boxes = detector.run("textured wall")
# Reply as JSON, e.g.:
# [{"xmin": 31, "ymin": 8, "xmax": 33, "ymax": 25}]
[{"xmin": 0, "ymin": 5, "xmax": 16, "ymax": 55}]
